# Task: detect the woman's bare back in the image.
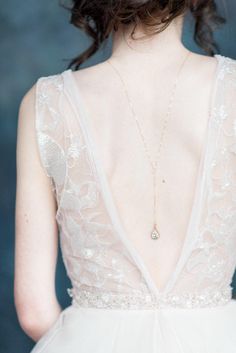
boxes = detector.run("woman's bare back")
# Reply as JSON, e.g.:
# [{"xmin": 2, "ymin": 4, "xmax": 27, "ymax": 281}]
[{"xmin": 69, "ymin": 52, "xmax": 219, "ymax": 289}]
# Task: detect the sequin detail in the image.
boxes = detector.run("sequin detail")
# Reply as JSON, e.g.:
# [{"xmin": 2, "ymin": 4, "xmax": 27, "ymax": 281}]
[{"xmin": 67, "ymin": 287, "xmax": 233, "ymax": 310}]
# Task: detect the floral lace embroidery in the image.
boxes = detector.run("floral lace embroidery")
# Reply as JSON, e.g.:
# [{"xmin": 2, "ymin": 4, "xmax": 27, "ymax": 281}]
[
  {"xmin": 36, "ymin": 71, "xmax": 152, "ymax": 298},
  {"xmin": 35, "ymin": 74, "xmax": 66, "ymax": 201},
  {"xmin": 169, "ymin": 56, "xmax": 236, "ymax": 296}
]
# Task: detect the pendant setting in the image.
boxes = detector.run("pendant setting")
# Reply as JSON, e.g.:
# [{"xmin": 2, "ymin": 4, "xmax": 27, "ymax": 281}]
[{"xmin": 151, "ymin": 225, "xmax": 160, "ymax": 240}]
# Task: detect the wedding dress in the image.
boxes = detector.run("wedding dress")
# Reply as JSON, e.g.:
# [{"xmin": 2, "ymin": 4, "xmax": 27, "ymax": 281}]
[{"xmin": 30, "ymin": 54, "xmax": 236, "ymax": 353}]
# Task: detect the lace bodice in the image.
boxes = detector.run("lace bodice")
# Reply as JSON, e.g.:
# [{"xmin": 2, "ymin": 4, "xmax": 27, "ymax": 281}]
[{"xmin": 35, "ymin": 54, "xmax": 236, "ymax": 309}]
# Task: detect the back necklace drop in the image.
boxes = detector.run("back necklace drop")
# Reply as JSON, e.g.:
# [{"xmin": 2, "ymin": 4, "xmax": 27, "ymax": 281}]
[{"xmin": 107, "ymin": 50, "xmax": 191, "ymax": 240}]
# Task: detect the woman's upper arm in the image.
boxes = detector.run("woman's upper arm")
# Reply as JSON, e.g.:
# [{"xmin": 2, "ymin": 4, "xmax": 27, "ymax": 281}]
[{"xmin": 14, "ymin": 82, "xmax": 60, "ymax": 330}]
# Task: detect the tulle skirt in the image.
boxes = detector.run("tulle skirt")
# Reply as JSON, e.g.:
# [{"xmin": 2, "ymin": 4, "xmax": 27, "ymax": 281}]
[{"xmin": 30, "ymin": 299, "xmax": 236, "ymax": 353}]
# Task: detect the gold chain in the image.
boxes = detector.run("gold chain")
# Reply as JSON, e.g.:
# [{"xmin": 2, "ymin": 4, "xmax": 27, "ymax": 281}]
[{"xmin": 107, "ymin": 50, "xmax": 191, "ymax": 239}]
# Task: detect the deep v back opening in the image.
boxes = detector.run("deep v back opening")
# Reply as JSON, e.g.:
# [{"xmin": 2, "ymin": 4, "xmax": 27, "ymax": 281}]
[{"xmin": 62, "ymin": 54, "xmax": 223, "ymax": 297}]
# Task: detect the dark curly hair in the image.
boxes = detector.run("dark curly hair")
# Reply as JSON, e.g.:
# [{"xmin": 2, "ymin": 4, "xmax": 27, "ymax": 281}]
[{"xmin": 61, "ymin": 0, "xmax": 225, "ymax": 70}]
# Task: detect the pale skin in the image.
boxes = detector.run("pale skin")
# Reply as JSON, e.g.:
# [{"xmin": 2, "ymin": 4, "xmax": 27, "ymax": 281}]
[
  {"xmin": 15, "ymin": 87, "xmax": 61, "ymax": 341},
  {"xmin": 15, "ymin": 13, "xmax": 219, "ymax": 341}
]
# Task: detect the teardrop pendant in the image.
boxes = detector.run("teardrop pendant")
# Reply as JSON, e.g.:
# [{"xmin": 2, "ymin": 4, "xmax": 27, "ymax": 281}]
[{"xmin": 151, "ymin": 224, "xmax": 160, "ymax": 240}]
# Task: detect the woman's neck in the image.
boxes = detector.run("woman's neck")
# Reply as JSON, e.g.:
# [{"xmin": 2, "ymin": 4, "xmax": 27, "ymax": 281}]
[{"xmin": 110, "ymin": 15, "xmax": 188, "ymax": 67}]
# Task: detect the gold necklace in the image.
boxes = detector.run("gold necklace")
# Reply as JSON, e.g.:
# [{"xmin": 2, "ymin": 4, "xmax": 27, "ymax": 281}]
[{"xmin": 107, "ymin": 50, "xmax": 191, "ymax": 240}]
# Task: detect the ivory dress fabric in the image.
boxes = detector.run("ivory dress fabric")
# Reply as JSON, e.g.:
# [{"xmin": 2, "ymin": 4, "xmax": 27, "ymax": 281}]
[{"xmin": 31, "ymin": 54, "xmax": 236, "ymax": 353}]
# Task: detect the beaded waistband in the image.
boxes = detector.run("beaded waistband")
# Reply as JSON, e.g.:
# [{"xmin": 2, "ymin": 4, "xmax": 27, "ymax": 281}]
[{"xmin": 67, "ymin": 287, "xmax": 233, "ymax": 310}]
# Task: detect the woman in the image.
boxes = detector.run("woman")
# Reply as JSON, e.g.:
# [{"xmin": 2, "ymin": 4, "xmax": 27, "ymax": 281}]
[{"xmin": 15, "ymin": 1, "xmax": 236, "ymax": 352}]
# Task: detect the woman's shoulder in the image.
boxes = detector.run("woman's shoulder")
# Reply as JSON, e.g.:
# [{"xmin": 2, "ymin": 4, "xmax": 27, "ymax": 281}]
[
  {"xmin": 33, "ymin": 63, "xmax": 105, "ymax": 99},
  {"xmin": 35, "ymin": 61, "xmax": 105, "ymax": 85},
  {"xmin": 34, "ymin": 53, "xmax": 236, "ymax": 79},
  {"xmin": 32, "ymin": 53, "xmax": 236, "ymax": 101}
]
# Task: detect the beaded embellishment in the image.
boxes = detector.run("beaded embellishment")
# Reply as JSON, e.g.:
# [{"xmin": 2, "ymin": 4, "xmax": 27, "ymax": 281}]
[{"xmin": 67, "ymin": 287, "xmax": 233, "ymax": 310}]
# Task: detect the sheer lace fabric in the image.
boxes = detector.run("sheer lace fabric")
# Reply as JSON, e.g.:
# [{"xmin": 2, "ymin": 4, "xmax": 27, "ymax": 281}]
[
  {"xmin": 166, "ymin": 56, "xmax": 236, "ymax": 297},
  {"xmin": 36, "ymin": 71, "xmax": 150, "ymax": 299},
  {"xmin": 35, "ymin": 55, "xmax": 236, "ymax": 310}
]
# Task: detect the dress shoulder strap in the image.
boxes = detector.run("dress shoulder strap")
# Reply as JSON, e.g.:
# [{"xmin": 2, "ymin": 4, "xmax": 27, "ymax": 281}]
[
  {"xmin": 35, "ymin": 72, "xmax": 67, "ymax": 200},
  {"xmin": 34, "ymin": 69, "xmax": 95, "ymax": 216},
  {"xmin": 211, "ymin": 55, "xmax": 236, "ymax": 159},
  {"xmin": 213, "ymin": 55, "xmax": 236, "ymax": 118},
  {"xmin": 208, "ymin": 54, "xmax": 236, "ymax": 217}
]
